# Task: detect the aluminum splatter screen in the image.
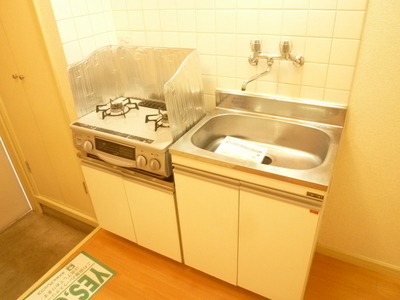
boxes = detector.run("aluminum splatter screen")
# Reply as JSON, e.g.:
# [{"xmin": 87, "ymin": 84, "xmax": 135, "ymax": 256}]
[{"xmin": 68, "ymin": 45, "xmax": 205, "ymax": 141}]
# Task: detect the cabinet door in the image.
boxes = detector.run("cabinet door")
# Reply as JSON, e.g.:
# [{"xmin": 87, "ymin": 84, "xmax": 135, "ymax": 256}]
[
  {"xmin": 174, "ymin": 166, "xmax": 239, "ymax": 285},
  {"xmin": 81, "ymin": 163, "xmax": 136, "ymax": 242},
  {"xmin": 124, "ymin": 177, "xmax": 181, "ymax": 262},
  {"xmin": 238, "ymin": 186, "xmax": 319, "ymax": 300}
]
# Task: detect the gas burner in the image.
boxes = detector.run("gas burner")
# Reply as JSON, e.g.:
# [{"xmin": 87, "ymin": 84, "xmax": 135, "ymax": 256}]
[
  {"xmin": 145, "ymin": 109, "xmax": 169, "ymax": 132},
  {"xmin": 96, "ymin": 97, "xmax": 139, "ymax": 119}
]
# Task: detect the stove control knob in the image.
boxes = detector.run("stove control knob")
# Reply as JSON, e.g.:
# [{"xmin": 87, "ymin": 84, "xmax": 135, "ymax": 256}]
[
  {"xmin": 83, "ymin": 140, "xmax": 93, "ymax": 151},
  {"xmin": 149, "ymin": 158, "xmax": 161, "ymax": 171},
  {"xmin": 137, "ymin": 155, "xmax": 147, "ymax": 168}
]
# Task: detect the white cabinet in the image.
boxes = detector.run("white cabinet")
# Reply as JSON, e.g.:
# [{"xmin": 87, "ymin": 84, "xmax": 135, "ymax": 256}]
[
  {"xmin": 174, "ymin": 166, "xmax": 239, "ymax": 284},
  {"xmin": 81, "ymin": 163, "xmax": 136, "ymax": 242},
  {"xmin": 124, "ymin": 175, "xmax": 181, "ymax": 262},
  {"xmin": 173, "ymin": 164, "xmax": 321, "ymax": 299},
  {"xmin": 81, "ymin": 160, "xmax": 182, "ymax": 262},
  {"xmin": 238, "ymin": 184, "xmax": 320, "ymax": 300}
]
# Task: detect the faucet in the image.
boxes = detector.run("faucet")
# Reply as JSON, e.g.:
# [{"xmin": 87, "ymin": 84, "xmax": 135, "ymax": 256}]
[{"xmin": 242, "ymin": 40, "xmax": 305, "ymax": 91}]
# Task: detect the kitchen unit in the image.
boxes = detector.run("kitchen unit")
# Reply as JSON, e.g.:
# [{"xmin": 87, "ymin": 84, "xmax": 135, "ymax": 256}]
[
  {"xmin": 68, "ymin": 45, "xmax": 204, "ymax": 262},
  {"xmin": 171, "ymin": 89, "xmax": 346, "ymax": 300}
]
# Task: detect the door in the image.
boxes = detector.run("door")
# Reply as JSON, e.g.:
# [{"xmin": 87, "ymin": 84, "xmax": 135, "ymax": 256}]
[
  {"xmin": 0, "ymin": 137, "xmax": 30, "ymax": 232},
  {"xmin": 174, "ymin": 166, "xmax": 239, "ymax": 285}
]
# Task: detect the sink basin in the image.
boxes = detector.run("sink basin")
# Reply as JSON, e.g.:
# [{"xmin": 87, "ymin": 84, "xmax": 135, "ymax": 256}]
[
  {"xmin": 170, "ymin": 89, "xmax": 347, "ymax": 189},
  {"xmin": 191, "ymin": 114, "xmax": 330, "ymax": 170}
]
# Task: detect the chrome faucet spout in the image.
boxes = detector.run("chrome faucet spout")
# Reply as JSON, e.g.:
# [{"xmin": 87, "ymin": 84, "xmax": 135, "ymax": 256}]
[{"xmin": 241, "ymin": 62, "xmax": 273, "ymax": 91}]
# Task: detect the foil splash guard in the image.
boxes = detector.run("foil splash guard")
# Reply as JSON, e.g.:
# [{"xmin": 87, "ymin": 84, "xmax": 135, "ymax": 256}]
[{"xmin": 68, "ymin": 45, "xmax": 205, "ymax": 141}]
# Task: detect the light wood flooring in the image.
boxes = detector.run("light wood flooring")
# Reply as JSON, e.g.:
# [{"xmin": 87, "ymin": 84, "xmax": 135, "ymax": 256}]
[{"xmin": 22, "ymin": 228, "xmax": 400, "ymax": 300}]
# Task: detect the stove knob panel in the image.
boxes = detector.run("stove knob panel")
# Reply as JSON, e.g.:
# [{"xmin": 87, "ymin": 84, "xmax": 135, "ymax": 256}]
[
  {"xmin": 83, "ymin": 140, "xmax": 93, "ymax": 151},
  {"xmin": 149, "ymin": 158, "xmax": 161, "ymax": 171},
  {"xmin": 137, "ymin": 155, "xmax": 147, "ymax": 168}
]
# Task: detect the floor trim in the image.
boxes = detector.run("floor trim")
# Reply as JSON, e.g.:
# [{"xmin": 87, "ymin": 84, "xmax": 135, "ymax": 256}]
[{"xmin": 316, "ymin": 243, "xmax": 400, "ymax": 279}]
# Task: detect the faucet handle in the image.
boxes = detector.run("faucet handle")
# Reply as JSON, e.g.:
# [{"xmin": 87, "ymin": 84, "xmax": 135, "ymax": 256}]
[
  {"xmin": 279, "ymin": 40, "xmax": 293, "ymax": 55},
  {"xmin": 250, "ymin": 40, "xmax": 262, "ymax": 53}
]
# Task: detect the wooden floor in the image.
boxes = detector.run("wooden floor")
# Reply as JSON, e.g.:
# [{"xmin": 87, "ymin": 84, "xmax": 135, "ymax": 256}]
[{"xmin": 22, "ymin": 228, "xmax": 400, "ymax": 300}]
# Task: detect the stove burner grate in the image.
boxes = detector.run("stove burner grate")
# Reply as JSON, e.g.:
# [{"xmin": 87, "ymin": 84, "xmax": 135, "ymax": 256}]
[
  {"xmin": 145, "ymin": 109, "xmax": 169, "ymax": 132},
  {"xmin": 96, "ymin": 97, "xmax": 139, "ymax": 119}
]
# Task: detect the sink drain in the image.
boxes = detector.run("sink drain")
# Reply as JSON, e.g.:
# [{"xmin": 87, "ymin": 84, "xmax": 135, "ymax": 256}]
[{"xmin": 262, "ymin": 156, "xmax": 273, "ymax": 165}]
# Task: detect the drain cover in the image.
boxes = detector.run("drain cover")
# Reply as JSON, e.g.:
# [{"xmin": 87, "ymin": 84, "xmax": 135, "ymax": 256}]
[{"xmin": 262, "ymin": 156, "xmax": 273, "ymax": 165}]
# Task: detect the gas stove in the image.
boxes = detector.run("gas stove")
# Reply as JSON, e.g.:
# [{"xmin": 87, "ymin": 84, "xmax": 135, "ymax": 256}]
[{"xmin": 70, "ymin": 97, "xmax": 174, "ymax": 178}]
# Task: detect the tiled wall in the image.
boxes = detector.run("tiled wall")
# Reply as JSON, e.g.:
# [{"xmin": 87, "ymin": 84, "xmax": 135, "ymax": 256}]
[{"xmin": 50, "ymin": 0, "xmax": 368, "ymax": 107}]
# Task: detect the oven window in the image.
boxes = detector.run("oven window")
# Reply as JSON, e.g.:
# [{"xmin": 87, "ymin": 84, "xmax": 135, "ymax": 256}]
[{"xmin": 95, "ymin": 138, "xmax": 135, "ymax": 160}]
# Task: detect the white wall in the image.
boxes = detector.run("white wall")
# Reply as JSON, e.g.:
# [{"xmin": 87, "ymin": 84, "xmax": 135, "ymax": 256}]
[
  {"xmin": 50, "ymin": 0, "xmax": 367, "ymax": 110},
  {"xmin": 318, "ymin": 0, "xmax": 400, "ymax": 269}
]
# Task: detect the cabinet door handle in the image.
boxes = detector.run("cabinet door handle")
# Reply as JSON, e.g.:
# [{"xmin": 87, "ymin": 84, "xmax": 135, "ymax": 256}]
[
  {"xmin": 19, "ymin": 75, "xmax": 25, "ymax": 80},
  {"xmin": 12, "ymin": 74, "xmax": 18, "ymax": 79}
]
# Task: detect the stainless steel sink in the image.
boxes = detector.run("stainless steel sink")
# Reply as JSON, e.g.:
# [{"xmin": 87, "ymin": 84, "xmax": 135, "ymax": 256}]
[
  {"xmin": 170, "ymin": 89, "xmax": 347, "ymax": 189},
  {"xmin": 191, "ymin": 114, "xmax": 330, "ymax": 170}
]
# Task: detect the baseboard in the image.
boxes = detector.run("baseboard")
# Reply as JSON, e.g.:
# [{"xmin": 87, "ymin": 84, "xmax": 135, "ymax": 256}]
[
  {"xmin": 38, "ymin": 198, "xmax": 98, "ymax": 227},
  {"xmin": 316, "ymin": 243, "xmax": 400, "ymax": 279}
]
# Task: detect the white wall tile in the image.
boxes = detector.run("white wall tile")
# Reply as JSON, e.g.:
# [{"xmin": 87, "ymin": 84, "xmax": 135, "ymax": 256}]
[
  {"xmin": 202, "ymin": 75, "xmax": 217, "ymax": 94},
  {"xmin": 324, "ymin": 89, "xmax": 349, "ymax": 105},
  {"xmin": 158, "ymin": 0, "xmax": 176, "ymax": 9},
  {"xmin": 87, "ymin": 1, "xmax": 104, "ymax": 13},
  {"xmin": 326, "ymin": 65, "xmax": 355, "ymax": 90},
  {"xmin": 216, "ymin": 10, "xmax": 236, "ymax": 34},
  {"xmin": 146, "ymin": 31, "xmax": 163, "ymax": 46},
  {"xmin": 278, "ymin": 60, "xmax": 302, "ymax": 85},
  {"xmin": 217, "ymin": 56, "xmax": 236, "ymax": 77},
  {"xmin": 301, "ymin": 63, "xmax": 328, "ymax": 87},
  {"xmin": 130, "ymin": 31, "xmax": 147, "ymax": 45},
  {"xmin": 200, "ymin": 55, "xmax": 217, "ymax": 75},
  {"xmin": 63, "ymin": 40, "xmax": 82, "ymax": 64},
  {"xmin": 111, "ymin": 0, "xmax": 127, "ymax": 10},
  {"xmin": 176, "ymin": 0, "xmax": 195, "ymax": 9},
  {"xmin": 260, "ymin": 0, "xmax": 284, "ymax": 9},
  {"xmin": 284, "ymin": 0, "xmax": 310, "ymax": 9},
  {"xmin": 256, "ymin": 81, "xmax": 278, "ymax": 95},
  {"xmin": 334, "ymin": 11, "xmax": 365, "ymax": 39},
  {"xmin": 102, "ymin": 0, "xmax": 112, "ymax": 11},
  {"xmin": 126, "ymin": 0, "xmax": 142, "ymax": 10},
  {"xmin": 197, "ymin": 33, "xmax": 216, "ymax": 55},
  {"xmin": 282, "ymin": 10, "xmax": 308, "ymax": 36},
  {"xmin": 237, "ymin": 10, "xmax": 259, "ymax": 34},
  {"xmin": 216, "ymin": 34, "xmax": 236, "ymax": 56},
  {"xmin": 300, "ymin": 86, "xmax": 324, "ymax": 101},
  {"xmin": 69, "ymin": 0, "xmax": 89, "ymax": 16},
  {"xmin": 179, "ymin": 33, "xmax": 197, "ymax": 48},
  {"xmin": 177, "ymin": 10, "xmax": 197, "ymax": 32},
  {"xmin": 237, "ymin": 0, "xmax": 259, "ymax": 9},
  {"xmin": 79, "ymin": 36, "xmax": 97, "ymax": 58},
  {"xmin": 196, "ymin": 10, "xmax": 216, "ymax": 33},
  {"xmin": 143, "ymin": 10, "xmax": 161, "ymax": 30},
  {"xmin": 50, "ymin": 0, "xmax": 72, "ymax": 20},
  {"xmin": 195, "ymin": 0, "xmax": 215, "ymax": 9},
  {"xmin": 113, "ymin": 11, "xmax": 129, "ymax": 30},
  {"xmin": 304, "ymin": 38, "xmax": 332, "ymax": 63},
  {"xmin": 159, "ymin": 10, "xmax": 178, "ymax": 31},
  {"xmin": 57, "ymin": 19, "xmax": 78, "ymax": 43},
  {"xmin": 278, "ymin": 83, "xmax": 301, "ymax": 98},
  {"xmin": 330, "ymin": 39, "xmax": 360, "ymax": 66},
  {"xmin": 259, "ymin": 10, "xmax": 283, "ymax": 35},
  {"xmin": 309, "ymin": 0, "xmax": 337, "ymax": 10},
  {"xmin": 337, "ymin": 0, "xmax": 367, "ymax": 10},
  {"xmin": 94, "ymin": 32, "xmax": 111, "ymax": 48},
  {"xmin": 215, "ymin": 0, "xmax": 236, "ymax": 9},
  {"xmin": 162, "ymin": 32, "xmax": 180, "ymax": 47},
  {"xmin": 307, "ymin": 11, "xmax": 336, "ymax": 38},
  {"xmin": 74, "ymin": 16, "xmax": 93, "ymax": 39},
  {"xmin": 236, "ymin": 35, "xmax": 259, "ymax": 57},
  {"xmin": 128, "ymin": 11, "xmax": 145, "ymax": 30},
  {"xmin": 142, "ymin": 0, "xmax": 158, "ymax": 10},
  {"xmin": 90, "ymin": 13, "xmax": 107, "ymax": 35}
]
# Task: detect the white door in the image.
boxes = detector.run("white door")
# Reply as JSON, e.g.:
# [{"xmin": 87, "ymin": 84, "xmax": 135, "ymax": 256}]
[{"xmin": 0, "ymin": 137, "xmax": 31, "ymax": 232}]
